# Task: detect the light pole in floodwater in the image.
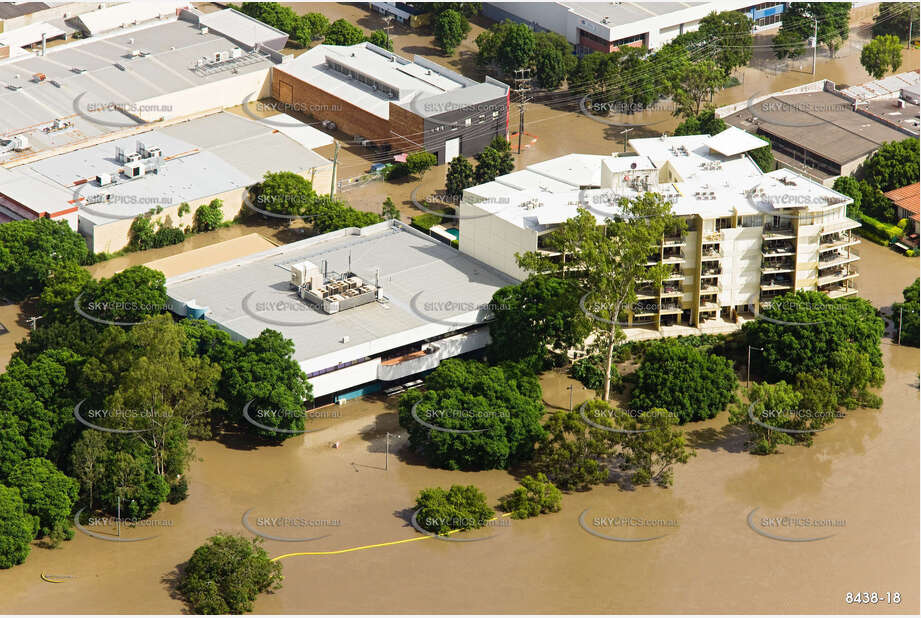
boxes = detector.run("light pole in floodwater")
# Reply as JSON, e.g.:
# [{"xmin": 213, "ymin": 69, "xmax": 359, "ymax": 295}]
[
  {"xmin": 385, "ymin": 432, "xmax": 402, "ymax": 471},
  {"xmin": 620, "ymin": 128, "xmax": 633, "ymax": 152},
  {"xmin": 747, "ymin": 345, "xmax": 763, "ymax": 386}
]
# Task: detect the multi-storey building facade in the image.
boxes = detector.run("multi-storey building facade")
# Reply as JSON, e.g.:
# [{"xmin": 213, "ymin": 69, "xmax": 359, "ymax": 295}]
[{"xmin": 458, "ymin": 128, "xmax": 859, "ymax": 334}]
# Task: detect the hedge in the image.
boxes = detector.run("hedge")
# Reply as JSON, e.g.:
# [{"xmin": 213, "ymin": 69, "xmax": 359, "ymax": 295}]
[
  {"xmin": 411, "ymin": 212, "xmax": 442, "ymax": 231},
  {"xmin": 860, "ymin": 214, "xmax": 903, "ymax": 240}
]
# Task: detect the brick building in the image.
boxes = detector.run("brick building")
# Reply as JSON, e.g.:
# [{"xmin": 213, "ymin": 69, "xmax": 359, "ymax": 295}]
[{"xmin": 272, "ymin": 42, "xmax": 509, "ymax": 164}]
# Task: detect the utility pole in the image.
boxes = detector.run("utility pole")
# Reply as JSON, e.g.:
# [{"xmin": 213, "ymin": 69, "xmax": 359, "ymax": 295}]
[
  {"xmin": 116, "ymin": 496, "xmax": 121, "ymax": 538},
  {"xmin": 747, "ymin": 345, "xmax": 763, "ymax": 386},
  {"xmin": 620, "ymin": 128, "xmax": 634, "ymax": 152},
  {"xmin": 511, "ymin": 67, "xmax": 532, "ymax": 155},
  {"xmin": 25, "ymin": 315, "xmax": 42, "ymax": 330},
  {"xmin": 385, "ymin": 432, "xmax": 401, "ymax": 471},
  {"xmin": 811, "ymin": 15, "xmax": 818, "ymax": 76},
  {"xmin": 329, "ymin": 140, "xmax": 340, "ymax": 197},
  {"xmin": 897, "ymin": 306, "xmax": 903, "ymax": 345}
]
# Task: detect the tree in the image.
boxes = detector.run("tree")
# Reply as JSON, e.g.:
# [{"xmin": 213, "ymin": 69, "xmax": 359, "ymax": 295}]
[
  {"xmin": 531, "ymin": 406, "xmax": 616, "ymax": 490},
  {"xmin": 194, "ymin": 199, "xmax": 224, "ymax": 232},
  {"xmin": 698, "ymin": 11, "xmax": 754, "ymax": 75},
  {"xmin": 617, "ymin": 409, "xmax": 694, "ymax": 486},
  {"xmin": 498, "ymin": 473, "xmax": 562, "ymax": 519},
  {"xmin": 0, "ymin": 485, "xmax": 37, "ymax": 569},
  {"xmin": 570, "ymin": 354, "xmax": 622, "ymax": 394},
  {"xmin": 861, "ymin": 138, "xmax": 920, "ymax": 192},
  {"xmin": 69, "ymin": 430, "xmax": 108, "ymax": 511},
  {"xmin": 833, "ymin": 176, "xmax": 864, "ymax": 218},
  {"xmin": 749, "ymin": 137, "xmax": 775, "ymax": 172},
  {"xmin": 0, "ymin": 217, "xmax": 89, "ymax": 300},
  {"xmin": 324, "ymin": 18, "xmax": 365, "ymax": 46},
  {"xmin": 893, "ymin": 278, "xmax": 920, "ymax": 347},
  {"xmin": 629, "ymin": 340, "xmax": 738, "ymax": 424},
  {"xmin": 429, "ymin": 2, "xmax": 481, "ymax": 18},
  {"xmin": 292, "ymin": 13, "xmax": 328, "ymax": 45},
  {"xmin": 861, "ymin": 34, "xmax": 904, "ymax": 79},
  {"xmin": 673, "ymin": 108, "xmax": 726, "ymax": 136},
  {"xmin": 433, "ymin": 9, "xmax": 470, "ymax": 55},
  {"xmin": 475, "ymin": 20, "xmax": 536, "ymax": 74},
  {"xmin": 488, "ymin": 276, "xmax": 590, "ymax": 367},
  {"xmin": 413, "ymin": 485, "xmax": 493, "ymax": 534},
  {"xmin": 474, "ymin": 144, "xmax": 514, "ymax": 183},
  {"xmin": 308, "ymin": 196, "xmax": 383, "ymax": 233},
  {"xmin": 772, "ymin": 28, "xmax": 806, "ymax": 59},
  {"xmin": 381, "ymin": 197, "xmax": 400, "ymax": 221},
  {"xmin": 8, "ymin": 458, "xmax": 78, "ymax": 545},
  {"xmin": 397, "ymin": 359, "xmax": 546, "ymax": 470},
  {"xmin": 445, "ymin": 156, "xmax": 475, "ymax": 197},
  {"xmin": 534, "ymin": 31, "xmax": 576, "ymax": 90},
  {"xmin": 239, "ymin": 2, "xmax": 296, "ymax": 34},
  {"xmin": 222, "ymin": 329, "xmax": 312, "ymax": 438},
  {"xmin": 517, "ymin": 194, "xmax": 685, "ymax": 400},
  {"xmin": 406, "ymin": 151, "xmax": 438, "ymax": 175},
  {"xmin": 253, "ymin": 171, "xmax": 317, "ymax": 217},
  {"xmin": 670, "ymin": 59, "xmax": 725, "ymax": 118},
  {"xmin": 778, "ymin": 3, "xmax": 851, "ymax": 57},
  {"xmin": 872, "ymin": 3, "xmax": 919, "ymax": 40},
  {"xmin": 366, "ymin": 29, "xmax": 393, "ymax": 51},
  {"xmin": 179, "ymin": 533, "xmax": 283, "ymax": 614},
  {"xmin": 80, "ymin": 266, "xmax": 167, "ymax": 324},
  {"xmin": 37, "ymin": 261, "xmax": 92, "ymax": 324},
  {"xmin": 743, "ymin": 290, "xmax": 885, "ymax": 407}
]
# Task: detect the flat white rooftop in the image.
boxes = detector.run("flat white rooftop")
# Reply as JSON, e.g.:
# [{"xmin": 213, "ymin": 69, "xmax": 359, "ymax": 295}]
[{"xmin": 166, "ymin": 221, "xmax": 518, "ymax": 367}]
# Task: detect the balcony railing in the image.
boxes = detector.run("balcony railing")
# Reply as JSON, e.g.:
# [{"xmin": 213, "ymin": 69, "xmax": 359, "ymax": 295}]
[
  {"xmin": 663, "ymin": 236, "xmax": 686, "ymax": 247},
  {"xmin": 700, "ymin": 282, "xmax": 719, "ymax": 293},
  {"xmin": 702, "ymin": 232, "xmax": 723, "ymax": 243},
  {"xmin": 763, "ymin": 224, "xmax": 796, "ymax": 240},
  {"xmin": 762, "ymin": 242, "xmax": 795, "ymax": 257},
  {"xmin": 701, "ymin": 247, "xmax": 722, "ymax": 261},
  {"xmin": 819, "ymin": 233, "xmax": 860, "ymax": 250},
  {"xmin": 818, "ymin": 267, "xmax": 858, "ymax": 286},
  {"xmin": 701, "ymin": 265, "xmax": 722, "ymax": 276},
  {"xmin": 661, "ymin": 284, "xmax": 682, "ymax": 296}
]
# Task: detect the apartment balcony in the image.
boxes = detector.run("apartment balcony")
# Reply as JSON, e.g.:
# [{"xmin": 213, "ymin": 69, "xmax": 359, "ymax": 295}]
[
  {"xmin": 701, "ymin": 265, "xmax": 722, "ymax": 277},
  {"xmin": 702, "ymin": 231, "xmax": 723, "ymax": 244},
  {"xmin": 700, "ymin": 282, "xmax": 719, "ymax": 293},
  {"xmin": 645, "ymin": 254, "xmax": 661, "ymax": 266},
  {"xmin": 699, "ymin": 300, "xmax": 720, "ymax": 311},
  {"xmin": 661, "ymin": 284, "xmax": 682, "ymax": 298},
  {"xmin": 819, "ymin": 233, "xmax": 860, "ymax": 251},
  {"xmin": 663, "ymin": 236, "xmax": 687, "ymax": 247},
  {"xmin": 662, "ymin": 251, "xmax": 686, "ymax": 264},
  {"xmin": 762, "ymin": 256, "xmax": 795, "ymax": 274},
  {"xmin": 701, "ymin": 247, "xmax": 722, "ymax": 261},
  {"xmin": 632, "ymin": 304, "xmax": 658, "ymax": 317},
  {"xmin": 762, "ymin": 242, "xmax": 795, "ymax": 257},
  {"xmin": 818, "ymin": 249, "xmax": 859, "ymax": 269},
  {"xmin": 636, "ymin": 286, "xmax": 657, "ymax": 300},
  {"xmin": 821, "ymin": 285, "xmax": 859, "ymax": 299},
  {"xmin": 659, "ymin": 303, "xmax": 682, "ymax": 314},
  {"xmin": 761, "ymin": 274, "xmax": 793, "ymax": 291},
  {"xmin": 818, "ymin": 267, "xmax": 858, "ymax": 287},
  {"xmin": 664, "ymin": 269, "xmax": 683, "ymax": 281},
  {"xmin": 763, "ymin": 224, "xmax": 796, "ymax": 240}
]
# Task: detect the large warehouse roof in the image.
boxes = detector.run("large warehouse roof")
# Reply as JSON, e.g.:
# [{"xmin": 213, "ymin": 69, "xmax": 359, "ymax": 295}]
[
  {"xmin": 69, "ymin": 1, "xmax": 188, "ymax": 36},
  {"xmin": 6, "ymin": 112, "xmax": 330, "ymax": 226},
  {"xmin": 0, "ymin": 15, "xmax": 279, "ymax": 161},
  {"xmin": 166, "ymin": 221, "xmax": 517, "ymax": 367}
]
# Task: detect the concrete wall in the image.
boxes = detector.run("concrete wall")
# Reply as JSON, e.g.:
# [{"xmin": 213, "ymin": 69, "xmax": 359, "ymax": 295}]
[
  {"xmin": 719, "ymin": 225, "xmax": 762, "ymax": 307},
  {"xmin": 423, "ymin": 95, "xmax": 509, "ymax": 164},
  {"xmin": 458, "ymin": 199, "xmax": 531, "ymax": 281},
  {"xmin": 134, "ymin": 67, "xmax": 272, "ymax": 123}
]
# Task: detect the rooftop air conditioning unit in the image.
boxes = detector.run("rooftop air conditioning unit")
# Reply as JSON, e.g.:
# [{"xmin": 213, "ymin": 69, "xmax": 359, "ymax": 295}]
[
  {"xmin": 200, "ymin": 27, "xmax": 209, "ymax": 35},
  {"xmin": 125, "ymin": 163, "xmax": 145, "ymax": 178},
  {"xmin": 96, "ymin": 173, "xmax": 113, "ymax": 186},
  {"xmin": 231, "ymin": 47, "xmax": 243, "ymax": 59}
]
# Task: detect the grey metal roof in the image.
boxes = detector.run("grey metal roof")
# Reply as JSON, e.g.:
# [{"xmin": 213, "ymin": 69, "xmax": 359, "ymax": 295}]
[
  {"xmin": 0, "ymin": 18, "xmax": 277, "ymax": 160},
  {"xmin": 0, "ymin": 2, "xmax": 49, "ymax": 20},
  {"xmin": 166, "ymin": 221, "xmax": 518, "ymax": 365}
]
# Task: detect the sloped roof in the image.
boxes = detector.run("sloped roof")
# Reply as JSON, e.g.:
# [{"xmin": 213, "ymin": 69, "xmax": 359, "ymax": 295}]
[{"xmin": 884, "ymin": 182, "xmax": 920, "ymax": 221}]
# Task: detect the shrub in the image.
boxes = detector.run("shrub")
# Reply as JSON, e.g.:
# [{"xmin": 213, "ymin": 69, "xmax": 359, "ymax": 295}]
[
  {"xmin": 386, "ymin": 163, "xmax": 411, "ymax": 180},
  {"xmin": 498, "ymin": 474, "xmax": 562, "ymax": 519},
  {"xmin": 860, "ymin": 213, "xmax": 903, "ymax": 240},
  {"xmin": 194, "ymin": 199, "xmax": 224, "ymax": 232},
  {"xmin": 178, "ymin": 533, "xmax": 283, "ymax": 614},
  {"xmin": 413, "ymin": 485, "xmax": 494, "ymax": 534},
  {"xmin": 167, "ymin": 477, "xmax": 189, "ymax": 504},
  {"xmin": 411, "ymin": 212, "xmax": 442, "ymax": 230}
]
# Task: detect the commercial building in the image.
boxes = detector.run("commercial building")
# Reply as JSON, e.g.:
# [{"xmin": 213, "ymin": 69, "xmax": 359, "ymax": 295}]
[
  {"xmin": 481, "ymin": 2, "xmax": 785, "ymax": 55},
  {"xmin": 0, "ymin": 112, "xmax": 333, "ymax": 252},
  {"xmin": 458, "ymin": 128, "xmax": 860, "ymax": 336},
  {"xmin": 166, "ymin": 220, "xmax": 517, "ymax": 403},
  {"xmin": 0, "ymin": 2, "xmax": 98, "ymax": 35},
  {"xmin": 722, "ymin": 79, "xmax": 919, "ymax": 184},
  {"xmin": 0, "ymin": 6, "xmax": 288, "ymax": 164},
  {"xmin": 271, "ymin": 42, "xmax": 509, "ymax": 164}
]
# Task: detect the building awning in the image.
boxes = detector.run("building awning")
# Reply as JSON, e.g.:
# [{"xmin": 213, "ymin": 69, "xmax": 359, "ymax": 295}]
[{"xmin": 0, "ymin": 21, "xmax": 65, "ymax": 51}]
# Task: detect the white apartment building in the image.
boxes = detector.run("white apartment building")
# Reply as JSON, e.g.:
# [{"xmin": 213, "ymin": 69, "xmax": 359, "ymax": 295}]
[{"xmin": 458, "ymin": 127, "xmax": 860, "ymax": 333}]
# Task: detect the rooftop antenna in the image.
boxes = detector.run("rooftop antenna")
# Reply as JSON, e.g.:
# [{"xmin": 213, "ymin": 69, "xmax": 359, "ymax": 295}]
[{"xmin": 348, "ymin": 250, "xmax": 352, "ymax": 275}]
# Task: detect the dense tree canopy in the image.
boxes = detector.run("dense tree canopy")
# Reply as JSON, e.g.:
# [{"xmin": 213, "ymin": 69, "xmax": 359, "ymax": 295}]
[
  {"xmin": 629, "ymin": 340, "xmax": 738, "ymax": 423},
  {"xmin": 475, "ymin": 20, "xmax": 536, "ymax": 74},
  {"xmin": 743, "ymin": 290, "xmax": 885, "ymax": 407},
  {"xmin": 861, "ymin": 34, "xmax": 904, "ymax": 79},
  {"xmin": 893, "ymin": 278, "xmax": 920, "ymax": 347},
  {"xmin": 0, "ymin": 218, "xmax": 89, "ymax": 300},
  {"xmin": 0, "ymin": 485, "xmax": 37, "ymax": 569},
  {"xmin": 324, "ymin": 18, "xmax": 366, "ymax": 46},
  {"xmin": 433, "ymin": 9, "xmax": 470, "ymax": 55},
  {"xmin": 532, "ymin": 406, "xmax": 616, "ymax": 491},
  {"xmin": 8, "ymin": 458, "xmax": 78, "ymax": 544},
  {"xmin": 697, "ymin": 11, "xmax": 754, "ymax": 75},
  {"xmin": 179, "ymin": 533, "xmax": 283, "ymax": 614},
  {"xmin": 445, "ymin": 156, "xmax": 475, "ymax": 197},
  {"xmin": 398, "ymin": 359, "xmax": 546, "ymax": 470},
  {"xmin": 488, "ymin": 276, "xmax": 590, "ymax": 367},
  {"xmin": 861, "ymin": 138, "xmax": 920, "ymax": 192},
  {"xmin": 413, "ymin": 484, "xmax": 493, "ymax": 534},
  {"xmin": 777, "ymin": 3, "xmax": 851, "ymax": 57},
  {"xmin": 872, "ymin": 3, "xmax": 919, "ymax": 40},
  {"xmin": 498, "ymin": 473, "xmax": 562, "ymax": 519}
]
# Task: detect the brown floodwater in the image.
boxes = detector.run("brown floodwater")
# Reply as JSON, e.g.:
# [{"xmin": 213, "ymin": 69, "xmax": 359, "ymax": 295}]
[{"xmin": 3, "ymin": 243, "xmax": 918, "ymax": 613}]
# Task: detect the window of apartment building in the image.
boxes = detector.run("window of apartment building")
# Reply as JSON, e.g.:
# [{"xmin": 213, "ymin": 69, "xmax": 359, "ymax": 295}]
[
  {"xmin": 716, "ymin": 216, "xmax": 733, "ymax": 230},
  {"xmin": 741, "ymin": 215, "xmax": 763, "ymax": 227}
]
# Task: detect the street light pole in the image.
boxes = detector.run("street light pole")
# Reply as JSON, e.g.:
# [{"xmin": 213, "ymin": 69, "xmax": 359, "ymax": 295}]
[
  {"xmin": 811, "ymin": 16, "xmax": 818, "ymax": 75},
  {"xmin": 897, "ymin": 306, "xmax": 903, "ymax": 345},
  {"xmin": 620, "ymin": 128, "xmax": 633, "ymax": 152},
  {"xmin": 747, "ymin": 345, "xmax": 763, "ymax": 386},
  {"xmin": 385, "ymin": 432, "xmax": 401, "ymax": 471}
]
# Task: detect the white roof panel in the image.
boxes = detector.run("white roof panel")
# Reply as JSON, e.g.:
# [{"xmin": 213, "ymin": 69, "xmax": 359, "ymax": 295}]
[{"xmin": 705, "ymin": 126, "xmax": 769, "ymax": 157}]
